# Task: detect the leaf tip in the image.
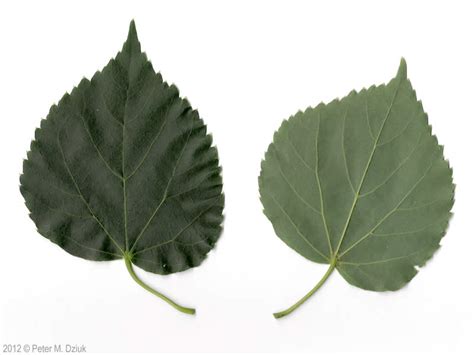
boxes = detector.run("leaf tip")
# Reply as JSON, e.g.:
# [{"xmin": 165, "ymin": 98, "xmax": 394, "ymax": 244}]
[
  {"xmin": 397, "ymin": 57, "xmax": 408, "ymax": 79},
  {"xmin": 123, "ymin": 19, "xmax": 141, "ymax": 54},
  {"xmin": 128, "ymin": 19, "xmax": 138, "ymax": 39}
]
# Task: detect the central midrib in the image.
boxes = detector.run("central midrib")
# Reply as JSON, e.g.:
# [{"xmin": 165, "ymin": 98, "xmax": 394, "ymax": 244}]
[
  {"xmin": 122, "ymin": 79, "xmax": 131, "ymax": 254},
  {"xmin": 332, "ymin": 80, "xmax": 402, "ymax": 259}
]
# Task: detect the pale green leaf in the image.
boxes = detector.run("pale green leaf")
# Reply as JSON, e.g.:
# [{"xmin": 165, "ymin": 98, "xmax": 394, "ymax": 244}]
[{"xmin": 259, "ymin": 59, "xmax": 454, "ymax": 318}]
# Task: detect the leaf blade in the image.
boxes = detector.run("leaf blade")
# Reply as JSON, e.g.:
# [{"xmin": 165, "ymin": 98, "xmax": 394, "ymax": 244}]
[
  {"xmin": 20, "ymin": 21, "xmax": 224, "ymax": 312},
  {"xmin": 259, "ymin": 59, "xmax": 454, "ymax": 317}
]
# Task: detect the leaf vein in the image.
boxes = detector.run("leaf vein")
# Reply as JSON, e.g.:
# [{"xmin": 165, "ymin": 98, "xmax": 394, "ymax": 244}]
[
  {"xmin": 99, "ymin": 91, "xmax": 124, "ymax": 127},
  {"xmin": 129, "ymin": 127, "xmax": 193, "ymax": 252},
  {"xmin": 339, "ymin": 250, "xmax": 424, "ymax": 266},
  {"xmin": 274, "ymin": 154, "xmax": 321, "ymax": 215},
  {"xmin": 372, "ymin": 219, "xmax": 443, "ymax": 237},
  {"xmin": 75, "ymin": 111, "xmax": 123, "ymax": 181},
  {"xmin": 359, "ymin": 132, "xmax": 423, "ymax": 198},
  {"xmin": 376, "ymin": 110, "xmax": 417, "ymax": 147},
  {"xmin": 57, "ymin": 127, "xmax": 125, "ymax": 254},
  {"xmin": 133, "ymin": 201, "xmax": 219, "ymax": 255},
  {"xmin": 314, "ymin": 111, "xmax": 334, "ymax": 255},
  {"xmin": 364, "ymin": 93, "xmax": 375, "ymax": 141},
  {"xmin": 342, "ymin": 107, "xmax": 356, "ymax": 194},
  {"xmin": 125, "ymin": 100, "xmax": 173, "ymax": 180},
  {"xmin": 59, "ymin": 234, "xmax": 122, "ymax": 258},
  {"xmin": 338, "ymin": 154, "xmax": 438, "ymax": 258},
  {"xmin": 267, "ymin": 193, "xmax": 329, "ymax": 261}
]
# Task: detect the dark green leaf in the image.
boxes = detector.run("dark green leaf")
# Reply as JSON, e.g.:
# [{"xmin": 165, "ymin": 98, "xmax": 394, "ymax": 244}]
[
  {"xmin": 259, "ymin": 59, "xmax": 454, "ymax": 318},
  {"xmin": 20, "ymin": 21, "xmax": 224, "ymax": 315}
]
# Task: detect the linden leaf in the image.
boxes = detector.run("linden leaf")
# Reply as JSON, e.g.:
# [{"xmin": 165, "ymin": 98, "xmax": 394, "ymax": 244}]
[
  {"xmin": 259, "ymin": 59, "xmax": 454, "ymax": 319},
  {"xmin": 20, "ymin": 21, "xmax": 224, "ymax": 315}
]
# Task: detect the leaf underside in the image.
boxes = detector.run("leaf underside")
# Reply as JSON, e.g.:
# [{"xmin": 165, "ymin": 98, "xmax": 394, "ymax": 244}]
[
  {"xmin": 20, "ymin": 21, "xmax": 224, "ymax": 279},
  {"xmin": 259, "ymin": 59, "xmax": 454, "ymax": 296}
]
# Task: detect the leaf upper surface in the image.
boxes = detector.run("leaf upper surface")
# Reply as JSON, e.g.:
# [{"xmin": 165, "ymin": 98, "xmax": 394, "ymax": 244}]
[
  {"xmin": 259, "ymin": 59, "xmax": 454, "ymax": 292},
  {"xmin": 21, "ymin": 21, "xmax": 224, "ymax": 276}
]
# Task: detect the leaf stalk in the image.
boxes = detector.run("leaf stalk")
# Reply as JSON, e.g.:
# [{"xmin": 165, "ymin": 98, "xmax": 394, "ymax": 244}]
[
  {"xmin": 124, "ymin": 256, "xmax": 196, "ymax": 315},
  {"xmin": 273, "ymin": 258, "xmax": 336, "ymax": 319}
]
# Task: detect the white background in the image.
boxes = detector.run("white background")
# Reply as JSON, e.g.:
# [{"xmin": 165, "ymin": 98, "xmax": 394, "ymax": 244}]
[{"xmin": 0, "ymin": 0, "xmax": 473, "ymax": 353}]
